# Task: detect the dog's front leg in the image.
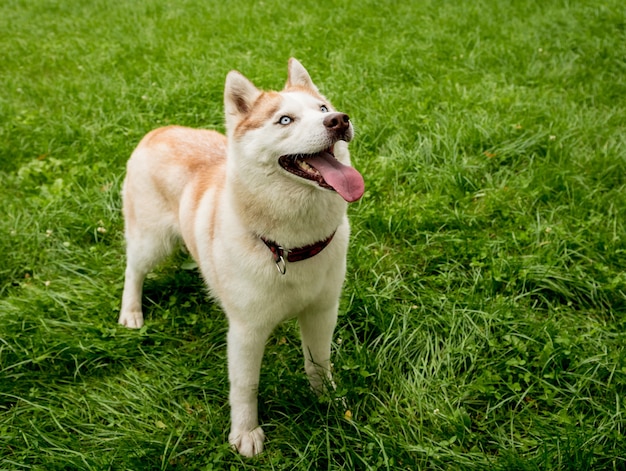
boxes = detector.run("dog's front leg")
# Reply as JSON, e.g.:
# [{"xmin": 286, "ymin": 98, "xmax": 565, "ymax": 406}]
[
  {"xmin": 298, "ymin": 305, "xmax": 338, "ymax": 393},
  {"xmin": 227, "ymin": 319, "xmax": 270, "ymax": 457}
]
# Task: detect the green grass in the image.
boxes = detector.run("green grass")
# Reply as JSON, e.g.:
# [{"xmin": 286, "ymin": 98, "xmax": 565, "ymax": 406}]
[{"xmin": 1, "ymin": 0, "xmax": 625, "ymax": 469}]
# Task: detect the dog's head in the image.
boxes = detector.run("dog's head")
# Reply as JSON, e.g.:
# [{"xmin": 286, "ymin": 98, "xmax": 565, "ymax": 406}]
[{"xmin": 224, "ymin": 58, "xmax": 364, "ymax": 203}]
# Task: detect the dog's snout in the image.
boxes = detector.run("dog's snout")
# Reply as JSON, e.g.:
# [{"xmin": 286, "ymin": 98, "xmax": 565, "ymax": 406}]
[{"xmin": 324, "ymin": 113, "xmax": 350, "ymax": 132}]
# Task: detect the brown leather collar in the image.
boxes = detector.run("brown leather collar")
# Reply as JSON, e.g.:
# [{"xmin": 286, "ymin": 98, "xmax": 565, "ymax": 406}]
[{"xmin": 261, "ymin": 231, "xmax": 336, "ymax": 274}]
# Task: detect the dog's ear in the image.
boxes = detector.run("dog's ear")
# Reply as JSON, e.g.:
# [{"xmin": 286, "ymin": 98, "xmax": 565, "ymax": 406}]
[
  {"xmin": 285, "ymin": 58, "xmax": 320, "ymax": 93},
  {"xmin": 224, "ymin": 70, "xmax": 262, "ymax": 131}
]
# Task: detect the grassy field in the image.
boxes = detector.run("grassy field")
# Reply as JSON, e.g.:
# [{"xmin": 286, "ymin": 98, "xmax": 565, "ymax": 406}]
[{"xmin": 1, "ymin": 0, "xmax": 625, "ymax": 469}]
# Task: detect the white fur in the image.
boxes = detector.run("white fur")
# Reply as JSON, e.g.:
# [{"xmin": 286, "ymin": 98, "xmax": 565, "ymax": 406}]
[{"xmin": 119, "ymin": 59, "xmax": 357, "ymax": 457}]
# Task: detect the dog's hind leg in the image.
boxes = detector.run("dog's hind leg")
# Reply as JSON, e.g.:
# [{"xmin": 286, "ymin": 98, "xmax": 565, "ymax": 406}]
[
  {"xmin": 119, "ymin": 233, "xmax": 174, "ymax": 329},
  {"xmin": 118, "ymin": 180, "xmax": 179, "ymax": 329}
]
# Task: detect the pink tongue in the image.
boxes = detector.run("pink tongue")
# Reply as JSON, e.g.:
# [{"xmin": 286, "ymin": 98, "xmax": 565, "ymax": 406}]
[{"xmin": 305, "ymin": 152, "xmax": 365, "ymax": 202}]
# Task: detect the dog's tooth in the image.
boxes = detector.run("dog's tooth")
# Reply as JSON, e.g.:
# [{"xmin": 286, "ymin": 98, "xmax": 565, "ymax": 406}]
[{"xmin": 298, "ymin": 160, "xmax": 313, "ymax": 171}]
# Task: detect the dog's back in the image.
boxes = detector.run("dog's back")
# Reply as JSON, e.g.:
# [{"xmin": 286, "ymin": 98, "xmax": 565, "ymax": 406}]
[{"xmin": 122, "ymin": 126, "xmax": 226, "ymax": 258}]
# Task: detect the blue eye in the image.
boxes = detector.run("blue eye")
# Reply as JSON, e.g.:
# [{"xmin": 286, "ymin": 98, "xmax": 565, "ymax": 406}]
[
  {"xmin": 279, "ymin": 116, "xmax": 292, "ymax": 125},
  {"xmin": 320, "ymin": 105, "xmax": 329, "ymax": 113}
]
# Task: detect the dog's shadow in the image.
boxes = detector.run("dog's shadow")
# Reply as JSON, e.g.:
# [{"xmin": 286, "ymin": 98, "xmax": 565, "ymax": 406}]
[{"xmin": 140, "ymin": 253, "xmax": 225, "ymax": 335}]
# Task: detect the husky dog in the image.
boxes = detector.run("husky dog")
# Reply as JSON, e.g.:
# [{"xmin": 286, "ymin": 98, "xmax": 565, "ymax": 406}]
[{"xmin": 119, "ymin": 58, "xmax": 364, "ymax": 456}]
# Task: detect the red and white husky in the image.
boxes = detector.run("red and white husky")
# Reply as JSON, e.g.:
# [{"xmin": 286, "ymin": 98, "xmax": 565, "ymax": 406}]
[{"xmin": 119, "ymin": 58, "xmax": 364, "ymax": 456}]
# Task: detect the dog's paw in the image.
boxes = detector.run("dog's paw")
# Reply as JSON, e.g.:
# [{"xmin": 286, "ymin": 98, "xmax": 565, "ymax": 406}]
[
  {"xmin": 229, "ymin": 426, "xmax": 265, "ymax": 457},
  {"xmin": 308, "ymin": 372, "xmax": 336, "ymax": 396},
  {"xmin": 118, "ymin": 310, "xmax": 144, "ymax": 329}
]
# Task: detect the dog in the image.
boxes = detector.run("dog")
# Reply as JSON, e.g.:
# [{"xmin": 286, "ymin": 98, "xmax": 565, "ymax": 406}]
[{"xmin": 118, "ymin": 58, "xmax": 364, "ymax": 457}]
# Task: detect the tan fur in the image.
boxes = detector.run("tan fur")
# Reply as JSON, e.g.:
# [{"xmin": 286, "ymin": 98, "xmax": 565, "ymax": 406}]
[
  {"xmin": 119, "ymin": 59, "xmax": 361, "ymax": 457},
  {"xmin": 234, "ymin": 92, "xmax": 282, "ymax": 137}
]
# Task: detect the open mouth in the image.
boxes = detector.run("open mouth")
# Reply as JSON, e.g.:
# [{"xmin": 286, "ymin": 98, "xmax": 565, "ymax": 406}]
[
  {"xmin": 278, "ymin": 147, "xmax": 335, "ymax": 190},
  {"xmin": 278, "ymin": 146, "xmax": 365, "ymax": 202}
]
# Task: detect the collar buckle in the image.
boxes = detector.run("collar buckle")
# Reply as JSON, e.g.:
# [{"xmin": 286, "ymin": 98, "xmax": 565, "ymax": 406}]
[{"xmin": 275, "ymin": 253, "xmax": 287, "ymax": 275}]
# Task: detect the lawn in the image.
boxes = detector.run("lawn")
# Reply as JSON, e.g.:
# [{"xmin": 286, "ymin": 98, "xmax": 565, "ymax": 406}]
[{"xmin": 1, "ymin": 0, "xmax": 625, "ymax": 469}]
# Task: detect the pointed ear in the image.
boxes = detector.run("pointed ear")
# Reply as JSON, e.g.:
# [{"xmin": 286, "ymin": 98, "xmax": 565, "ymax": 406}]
[
  {"xmin": 285, "ymin": 58, "xmax": 319, "ymax": 93},
  {"xmin": 224, "ymin": 70, "xmax": 262, "ymax": 131}
]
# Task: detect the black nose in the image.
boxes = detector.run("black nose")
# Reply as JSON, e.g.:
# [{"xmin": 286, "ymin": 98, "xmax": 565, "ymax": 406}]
[{"xmin": 323, "ymin": 112, "xmax": 350, "ymax": 132}]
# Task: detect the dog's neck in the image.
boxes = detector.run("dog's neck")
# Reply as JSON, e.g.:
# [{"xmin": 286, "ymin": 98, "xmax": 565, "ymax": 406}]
[{"xmin": 225, "ymin": 173, "xmax": 346, "ymax": 249}]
